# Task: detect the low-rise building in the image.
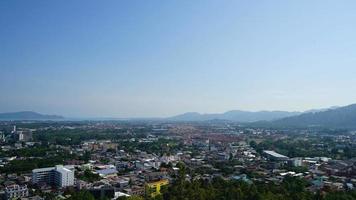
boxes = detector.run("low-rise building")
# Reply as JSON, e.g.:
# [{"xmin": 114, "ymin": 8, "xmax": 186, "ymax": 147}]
[
  {"xmin": 4, "ymin": 184, "xmax": 29, "ymax": 200},
  {"xmin": 145, "ymin": 179, "xmax": 169, "ymax": 198}
]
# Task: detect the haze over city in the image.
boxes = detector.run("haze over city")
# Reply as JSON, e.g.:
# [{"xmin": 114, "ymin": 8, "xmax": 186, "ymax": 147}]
[
  {"xmin": 2, "ymin": 1, "xmax": 356, "ymax": 200},
  {"xmin": 2, "ymin": 0, "xmax": 356, "ymax": 118}
]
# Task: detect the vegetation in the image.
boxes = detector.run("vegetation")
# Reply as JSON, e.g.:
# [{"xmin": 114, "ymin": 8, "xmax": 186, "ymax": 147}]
[
  {"xmin": 117, "ymin": 138, "xmax": 183, "ymax": 155},
  {"xmin": 159, "ymin": 163, "xmax": 356, "ymax": 200},
  {"xmin": 67, "ymin": 190, "xmax": 95, "ymax": 200},
  {"xmin": 78, "ymin": 170, "xmax": 102, "ymax": 183},
  {"xmin": 33, "ymin": 129, "xmax": 131, "ymax": 145},
  {"xmin": 117, "ymin": 196, "xmax": 144, "ymax": 200},
  {"xmin": 254, "ymin": 137, "xmax": 356, "ymax": 159},
  {"xmin": 0, "ymin": 156, "xmax": 65, "ymax": 174}
]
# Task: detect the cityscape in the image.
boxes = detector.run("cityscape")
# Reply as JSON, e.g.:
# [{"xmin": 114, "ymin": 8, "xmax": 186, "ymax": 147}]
[
  {"xmin": 0, "ymin": 110, "xmax": 355, "ymax": 199},
  {"xmin": 1, "ymin": 0, "xmax": 356, "ymax": 200}
]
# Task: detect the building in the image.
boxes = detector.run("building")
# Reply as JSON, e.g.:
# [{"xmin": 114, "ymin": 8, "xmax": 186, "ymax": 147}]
[
  {"xmin": 11, "ymin": 126, "xmax": 16, "ymax": 133},
  {"xmin": 11, "ymin": 127, "xmax": 33, "ymax": 142},
  {"xmin": 32, "ymin": 167, "xmax": 54, "ymax": 185},
  {"xmin": 88, "ymin": 185, "xmax": 115, "ymax": 199},
  {"xmin": 124, "ymin": 186, "xmax": 145, "ymax": 196},
  {"xmin": 54, "ymin": 165, "xmax": 75, "ymax": 187},
  {"xmin": 0, "ymin": 131, "xmax": 5, "ymax": 142},
  {"xmin": 18, "ymin": 130, "xmax": 33, "ymax": 142},
  {"xmin": 96, "ymin": 168, "xmax": 118, "ymax": 177},
  {"xmin": 289, "ymin": 158, "xmax": 303, "ymax": 167},
  {"xmin": 5, "ymin": 184, "xmax": 29, "ymax": 200},
  {"xmin": 32, "ymin": 165, "xmax": 74, "ymax": 187},
  {"xmin": 145, "ymin": 179, "xmax": 169, "ymax": 198},
  {"xmin": 263, "ymin": 150, "xmax": 289, "ymax": 161},
  {"xmin": 145, "ymin": 172, "xmax": 168, "ymax": 182}
]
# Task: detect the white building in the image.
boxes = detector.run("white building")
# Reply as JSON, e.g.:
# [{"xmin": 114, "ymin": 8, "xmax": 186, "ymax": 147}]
[
  {"xmin": 32, "ymin": 165, "xmax": 74, "ymax": 187},
  {"xmin": 54, "ymin": 165, "xmax": 75, "ymax": 187},
  {"xmin": 289, "ymin": 158, "xmax": 303, "ymax": 167}
]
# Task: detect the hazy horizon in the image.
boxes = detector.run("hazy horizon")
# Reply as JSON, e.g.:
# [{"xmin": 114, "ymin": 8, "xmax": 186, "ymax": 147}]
[
  {"xmin": 2, "ymin": 1, "xmax": 356, "ymax": 118},
  {"xmin": 0, "ymin": 104, "xmax": 346, "ymax": 119}
]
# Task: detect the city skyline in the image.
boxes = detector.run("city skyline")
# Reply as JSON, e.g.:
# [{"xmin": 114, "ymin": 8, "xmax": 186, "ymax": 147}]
[{"xmin": 2, "ymin": 1, "xmax": 356, "ymax": 117}]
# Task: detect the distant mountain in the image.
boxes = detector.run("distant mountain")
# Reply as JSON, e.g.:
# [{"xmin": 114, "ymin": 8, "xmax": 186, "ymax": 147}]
[
  {"xmin": 169, "ymin": 110, "xmax": 301, "ymax": 122},
  {"xmin": 272, "ymin": 104, "xmax": 356, "ymax": 128},
  {"xmin": 0, "ymin": 111, "xmax": 64, "ymax": 120},
  {"xmin": 303, "ymin": 106, "xmax": 339, "ymax": 114}
]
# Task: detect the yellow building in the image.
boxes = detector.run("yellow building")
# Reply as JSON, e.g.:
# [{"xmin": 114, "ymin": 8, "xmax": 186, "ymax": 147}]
[{"xmin": 145, "ymin": 179, "xmax": 169, "ymax": 197}]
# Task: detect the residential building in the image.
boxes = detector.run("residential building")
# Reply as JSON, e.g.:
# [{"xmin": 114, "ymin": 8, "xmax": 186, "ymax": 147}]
[{"xmin": 5, "ymin": 184, "xmax": 29, "ymax": 200}]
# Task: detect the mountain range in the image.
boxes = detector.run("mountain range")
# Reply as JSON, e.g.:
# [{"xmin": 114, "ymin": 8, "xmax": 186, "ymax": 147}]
[
  {"xmin": 0, "ymin": 111, "xmax": 64, "ymax": 120},
  {"xmin": 168, "ymin": 110, "xmax": 301, "ymax": 122},
  {"xmin": 272, "ymin": 104, "xmax": 356, "ymax": 128},
  {"xmin": 167, "ymin": 106, "xmax": 343, "ymax": 122},
  {"xmin": 1, "ymin": 104, "xmax": 356, "ymax": 128}
]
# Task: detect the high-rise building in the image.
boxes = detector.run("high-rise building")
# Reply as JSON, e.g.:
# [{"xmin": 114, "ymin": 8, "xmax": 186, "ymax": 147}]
[
  {"xmin": 12, "ymin": 125, "xmax": 16, "ymax": 133},
  {"xmin": 0, "ymin": 131, "xmax": 5, "ymax": 142},
  {"xmin": 17, "ymin": 130, "xmax": 33, "ymax": 142},
  {"xmin": 32, "ymin": 165, "xmax": 75, "ymax": 188},
  {"xmin": 54, "ymin": 165, "xmax": 75, "ymax": 187}
]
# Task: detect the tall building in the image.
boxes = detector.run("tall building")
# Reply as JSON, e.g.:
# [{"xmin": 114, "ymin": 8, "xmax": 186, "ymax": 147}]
[
  {"xmin": 54, "ymin": 166, "xmax": 75, "ymax": 187},
  {"xmin": 32, "ymin": 165, "xmax": 75, "ymax": 188},
  {"xmin": 11, "ymin": 126, "xmax": 33, "ymax": 142},
  {"xmin": 17, "ymin": 130, "xmax": 33, "ymax": 142},
  {"xmin": 12, "ymin": 125, "xmax": 16, "ymax": 133},
  {"xmin": 0, "ymin": 131, "xmax": 5, "ymax": 142}
]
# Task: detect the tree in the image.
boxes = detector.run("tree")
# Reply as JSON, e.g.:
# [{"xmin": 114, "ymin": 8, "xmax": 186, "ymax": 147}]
[
  {"xmin": 249, "ymin": 140, "xmax": 257, "ymax": 149},
  {"xmin": 117, "ymin": 195, "xmax": 144, "ymax": 200},
  {"xmin": 68, "ymin": 190, "xmax": 95, "ymax": 200}
]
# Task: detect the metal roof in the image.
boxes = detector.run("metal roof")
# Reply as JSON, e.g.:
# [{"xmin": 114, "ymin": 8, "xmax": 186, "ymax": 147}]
[{"xmin": 263, "ymin": 150, "xmax": 288, "ymax": 158}]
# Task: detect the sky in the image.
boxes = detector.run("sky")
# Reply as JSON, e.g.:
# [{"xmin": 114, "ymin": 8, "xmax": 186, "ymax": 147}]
[{"xmin": 1, "ymin": 0, "xmax": 356, "ymax": 118}]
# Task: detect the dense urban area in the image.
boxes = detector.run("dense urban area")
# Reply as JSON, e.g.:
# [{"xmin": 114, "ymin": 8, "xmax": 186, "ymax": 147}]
[{"xmin": 0, "ymin": 120, "xmax": 355, "ymax": 200}]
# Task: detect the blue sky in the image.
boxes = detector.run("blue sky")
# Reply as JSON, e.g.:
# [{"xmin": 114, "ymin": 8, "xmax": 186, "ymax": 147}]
[{"xmin": 1, "ymin": 0, "xmax": 356, "ymax": 117}]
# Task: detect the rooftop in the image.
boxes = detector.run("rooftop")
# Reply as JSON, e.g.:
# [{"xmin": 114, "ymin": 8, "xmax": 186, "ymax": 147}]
[{"xmin": 263, "ymin": 150, "xmax": 288, "ymax": 159}]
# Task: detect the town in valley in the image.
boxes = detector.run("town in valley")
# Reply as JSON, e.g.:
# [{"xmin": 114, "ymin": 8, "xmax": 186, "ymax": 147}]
[{"xmin": 0, "ymin": 119, "xmax": 355, "ymax": 200}]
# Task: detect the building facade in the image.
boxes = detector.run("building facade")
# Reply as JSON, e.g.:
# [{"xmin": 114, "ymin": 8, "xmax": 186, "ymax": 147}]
[
  {"xmin": 32, "ymin": 165, "xmax": 74, "ymax": 187},
  {"xmin": 5, "ymin": 184, "xmax": 29, "ymax": 200},
  {"xmin": 145, "ymin": 179, "xmax": 169, "ymax": 198}
]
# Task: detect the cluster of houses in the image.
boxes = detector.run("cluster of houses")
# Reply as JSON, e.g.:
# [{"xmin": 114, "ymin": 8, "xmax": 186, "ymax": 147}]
[{"xmin": 0, "ymin": 123, "xmax": 355, "ymax": 199}]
